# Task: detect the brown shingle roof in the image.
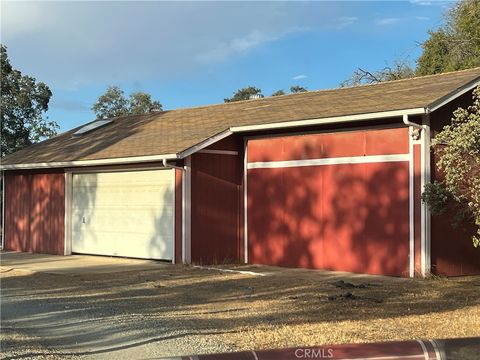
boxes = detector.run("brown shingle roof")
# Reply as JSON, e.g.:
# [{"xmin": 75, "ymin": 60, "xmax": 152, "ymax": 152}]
[{"xmin": 2, "ymin": 67, "xmax": 480, "ymax": 166}]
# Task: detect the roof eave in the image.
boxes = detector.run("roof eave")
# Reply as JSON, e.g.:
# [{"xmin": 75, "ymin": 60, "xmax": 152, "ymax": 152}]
[
  {"xmin": 0, "ymin": 105, "xmax": 452, "ymax": 170},
  {"xmin": 427, "ymin": 77, "xmax": 480, "ymax": 113},
  {"xmin": 176, "ymin": 108, "xmax": 427, "ymax": 160},
  {"xmin": 0, "ymin": 153, "xmax": 179, "ymax": 171}
]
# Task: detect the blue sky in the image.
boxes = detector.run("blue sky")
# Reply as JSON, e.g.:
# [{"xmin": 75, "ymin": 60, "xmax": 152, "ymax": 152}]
[{"xmin": 2, "ymin": 1, "xmax": 452, "ymax": 131}]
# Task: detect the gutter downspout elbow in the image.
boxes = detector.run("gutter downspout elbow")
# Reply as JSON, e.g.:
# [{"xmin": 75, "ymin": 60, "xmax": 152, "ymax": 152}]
[
  {"xmin": 403, "ymin": 114, "xmax": 423, "ymax": 140},
  {"xmin": 402, "ymin": 114, "xmax": 422, "ymax": 129},
  {"xmin": 162, "ymin": 158, "xmax": 184, "ymax": 170}
]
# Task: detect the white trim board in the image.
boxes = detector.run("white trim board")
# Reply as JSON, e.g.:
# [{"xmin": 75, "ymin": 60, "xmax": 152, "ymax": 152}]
[
  {"xmin": 232, "ymin": 108, "xmax": 425, "ymax": 133},
  {"xmin": 172, "ymin": 170, "xmax": 176, "ymax": 265},
  {"xmin": 243, "ymin": 139, "xmax": 249, "ymax": 264},
  {"xmin": 0, "ymin": 154, "xmax": 178, "ymax": 170},
  {"xmin": 182, "ymin": 156, "xmax": 192, "ymax": 263},
  {"xmin": 179, "ymin": 130, "xmax": 233, "ymax": 159},
  {"xmin": 198, "ymin": 149, "xmax": 239, "ymax": 156},
  {"xmin": 1, "ymin": 171, "xmax": 5, "ymax": 250},
  {"xmin": 409, "ymin": 130, "xmax": 415, "ymax": 278},
  {"xmin": 421, "ymin": 115, "xmax": 432, "ymax": 276},
  {"xmin": 64, "ymin": 172, "xmax": 73, "ymax": 255},
  {"xmin": 247, "ymin": 154, "xmax": 409, "ymax": 170}
]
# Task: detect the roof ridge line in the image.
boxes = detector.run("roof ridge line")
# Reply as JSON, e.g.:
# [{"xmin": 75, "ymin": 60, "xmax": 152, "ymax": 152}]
[{"xmin": 161, "ymin": 67, "xmax": 480, "ymax": 113}]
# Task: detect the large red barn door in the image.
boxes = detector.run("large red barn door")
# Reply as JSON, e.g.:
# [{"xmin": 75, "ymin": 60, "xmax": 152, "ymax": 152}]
[{"xmin": 246, "ymin": 127, "xmax": 410, "ymax": 276}]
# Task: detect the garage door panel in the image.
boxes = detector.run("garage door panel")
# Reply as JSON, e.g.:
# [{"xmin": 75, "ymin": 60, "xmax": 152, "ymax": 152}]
[
  {"xmin": 247, "ymin": 168, "xmax": 286, "ymax": 265},
  {"xmin": 247, "ymin": 128, "xmax": 410, "ymax": 276},
  {"xmin": 71, "ymin": 169, "xmax": 174, "ymax": 260}
]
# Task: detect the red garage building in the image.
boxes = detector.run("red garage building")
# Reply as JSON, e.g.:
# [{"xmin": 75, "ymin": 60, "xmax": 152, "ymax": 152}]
[{"xmin": 2, "ymin": 68, "xmax": 480, "ymax": 277}]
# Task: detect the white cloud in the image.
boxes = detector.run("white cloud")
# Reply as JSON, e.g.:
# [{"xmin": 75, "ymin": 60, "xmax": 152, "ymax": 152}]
[
  {"xmin": 409, "ymin": 0, "xmax": 433, "ymax": 5},
  {"xmin": 0, "ymin": 1, "xmax": 365, "ymax": 89},
  {"xmin": 376, "ymin": 17, "xmax": 401, "ymax": 25},
  {"xmin": 409, "ymin": 0, "xmax": 452, "ymax": 7},
  {"xmin": 292, "ymin": 75, "xmax": 307, "ymax": 80},
  {"xmin": 0, "ymin": 2, "xmax": 54, "ymax": 35},
  {"xmin": 334, "ymin": 16, "xmax": 359, "ymax": 28},
  {"xmin": 415, "ymin": 16, "xmax": 430, "ymax": 21},
  {"xmin": 196, "ymin": 30, "xmax": 279, "ymax": 63}
]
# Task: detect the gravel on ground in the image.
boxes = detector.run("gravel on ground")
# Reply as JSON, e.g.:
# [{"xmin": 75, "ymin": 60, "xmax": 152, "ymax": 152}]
[{"xmin": 1, "ymin": 264, "xmax": 479, "ymax": 359}]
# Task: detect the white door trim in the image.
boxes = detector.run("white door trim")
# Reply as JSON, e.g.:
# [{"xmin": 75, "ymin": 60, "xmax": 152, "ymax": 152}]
[
  {"xmin": 172, "ymin": 170, "xmax": 176, "ymax": 264},
  {"xmin": 64, "ymin": 172, "xmax": 73, "ymax": 255},
  {"xmin": 182, "ymin": 156, "xmax": 192, "ymax": 263},
  {"xmin": 409, "ymin": 129, "xmax": 415, "ymax": 278},
  {"xmin": 243, "ymin": 139, "xmax": 248, "ymax": 264},
  {"xmin": 247, "ymin": 154, "xmax": 409, "ymax": 170},
  {"xmin": 421, "ymin": 115, "xmax": 432, "ymax": 276},
  {"xmin": 1, "ymin": 171, "xmax": 5, "ymax": 250}
]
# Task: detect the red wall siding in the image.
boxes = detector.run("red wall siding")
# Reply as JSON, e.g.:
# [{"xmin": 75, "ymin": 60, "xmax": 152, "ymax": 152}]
[
  {"xmin": 248, "ymin": 127, "xmax": 409, "ymax": 162},
  {"xmin": 4, "ymin": 174, "xmax": 30, "ymax": 252},
  {"xmin": 190, "ymin": 136, "xmax": 243, "ymax": 263},
  {"xmin": 247, "ymin": 127, "xmax": 410, "ymax": 276},
  {"xmin": 429, "ymin": 90, "xmax": 480, "ymax": 276},
  {"xmin": 413, "ymin": 144, "xmax": 422, "ymax": 275},
  {"xmin": 4, "ymin": 170, "xmax": 65, "ymax": 255}
]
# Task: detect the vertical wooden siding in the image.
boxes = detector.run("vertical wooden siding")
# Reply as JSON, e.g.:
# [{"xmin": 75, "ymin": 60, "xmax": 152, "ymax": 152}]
[
  {"xmin": 247, "ymin": 127, "xmax": 410, "ymax": 276},
  {"xmin": 4, "ymin": 170, "xmax": 65, "ymax": 255},
  {"xmin": 190, "ymin": 136, "xmax": 243, "ymax": 264},
  {"xmin": 413, "ymin": 144, "xmax": 422, "ymax": 275}
]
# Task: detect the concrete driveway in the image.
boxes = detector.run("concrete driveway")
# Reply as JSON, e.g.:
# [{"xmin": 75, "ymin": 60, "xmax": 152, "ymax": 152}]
[{"xmin": 0, "ymin": 251, "xmax": 168, "ymax": 274}]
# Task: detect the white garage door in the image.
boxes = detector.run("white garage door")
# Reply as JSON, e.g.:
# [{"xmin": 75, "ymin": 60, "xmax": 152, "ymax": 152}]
[{"xmin": 71, "ymin": 169, "xmax": 174, "ymax": 260}]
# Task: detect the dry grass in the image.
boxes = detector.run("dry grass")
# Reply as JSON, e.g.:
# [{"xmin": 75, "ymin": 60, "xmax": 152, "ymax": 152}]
[{"xmin": 1, "ymin": 264, "xmax": 480, "ymax": 354}]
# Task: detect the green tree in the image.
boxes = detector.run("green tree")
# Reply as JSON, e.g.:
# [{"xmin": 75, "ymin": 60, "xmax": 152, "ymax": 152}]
[
  {"xmin": 224, "ymin": 86, "xmax": 263, "ymax": 102},
  {"xmin": 271, "ymin": 89, "xmax": 286, "ymax": 96},
  {"xmin": 290, "ymin": 85, "xmax": 308, "ymax": 93},
  {"xmin": 92, "ymin": 86, "xmax": 129, "ymax": 119},
  {"xmin": 129, "ymin": 92, "xmax": 162, "ymax": 114},
  {"xmin": 92, "ymin": 86, "xmax": 162, "ymax": 119},
  {"xmin": 417, "ymin": 0, "xmax": 480, "ymax": 75},
  {"xmin": 0, "ymin": 45, "xmax": 57, "ymax": 157},
  {"xmin": 422, "ymin": 86, "xmax": 480, "ymax": 247}
]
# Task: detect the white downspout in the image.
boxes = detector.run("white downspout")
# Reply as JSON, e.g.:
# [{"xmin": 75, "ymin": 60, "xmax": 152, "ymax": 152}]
[
  {"xmin": 403, "ymin": 114, "xmax": 423, "ymax": 139},
  {"xmin": 402, "ymin": 113, "xmax": 423, "ymax": 129}
]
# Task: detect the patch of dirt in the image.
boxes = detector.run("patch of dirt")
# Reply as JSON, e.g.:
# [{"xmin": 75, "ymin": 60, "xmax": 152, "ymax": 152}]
[
  {"xmin": 0, "ymin": 327, "xmax": 75, "ymax": 359},
  {"xmin": 1, "ymin": 265, "xmax": 480, "ymax": 356}
]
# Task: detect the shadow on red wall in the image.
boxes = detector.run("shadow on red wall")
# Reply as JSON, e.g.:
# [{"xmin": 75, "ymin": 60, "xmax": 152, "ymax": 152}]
[{"xmin": 248, "ymin": 145, "xmax": 410, "ymax": 276}]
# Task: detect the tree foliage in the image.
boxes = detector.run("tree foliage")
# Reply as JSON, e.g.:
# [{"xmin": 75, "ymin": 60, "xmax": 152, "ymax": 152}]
[
  {"xmin": 1, "ymin": 45, "xmax": 57, "ymax": 157},
  {"xmin": 422, "ymin": 86, "xmax": 480, "ymax": 247},
  {"xmin": 271, "ymin": 89, "xmax": 286, "ymax": 96},
  {"xmin": 417, "ymin": 0, "xmax": 480, "ymax": 75},
  {"xmin": 271, "ymin": 87, "xmax": 308, "ymax": 97},
  {"xmin": 92, "ymin": 86, "xmax": 162, "ymax": 119},
  {"xmin": 290, "ymin": 85, "xmax": 308, "ymax": 93},
  {"xmin": 92, "ymin": 86, "xmax": 129, "ymax": 119},
  {"xmin": 129, "ymin": 92, "xmax": 162, "ymax": 115},
  {"xmin": 224, "ymin": 86, "xmax": 263, "ymax": 102}
]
